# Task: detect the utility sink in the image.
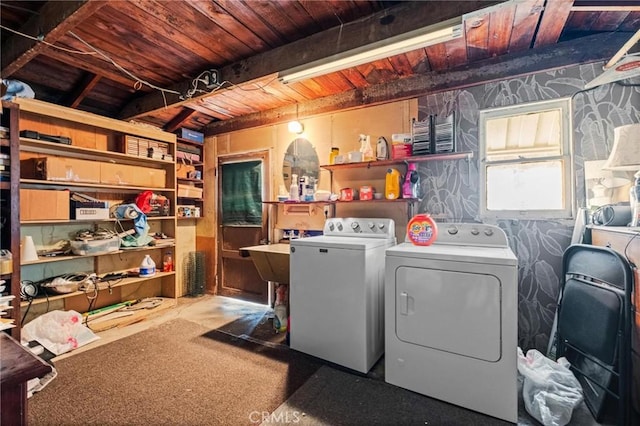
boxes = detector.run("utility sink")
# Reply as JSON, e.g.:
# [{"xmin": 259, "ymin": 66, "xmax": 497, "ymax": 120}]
[{"xmin": 240, "ymin": 243, "xmax": 290, "ymax": 284}]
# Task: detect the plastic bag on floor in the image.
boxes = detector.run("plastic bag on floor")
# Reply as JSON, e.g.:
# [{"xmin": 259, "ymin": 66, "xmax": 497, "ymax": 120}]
[
  {"xmin": 21, "ymin": 310, "xmax": 99, "ymax": 355},
  {"xmin": 517, "ymin": 347, "xmax": 583, "ymax": 426}
]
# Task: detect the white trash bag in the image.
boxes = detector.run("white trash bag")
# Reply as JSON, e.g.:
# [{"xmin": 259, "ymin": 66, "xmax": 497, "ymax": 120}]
[
  {"xmin": 517, "ymin": 347, "xmax": 583, "ymax": 426},
  {"xmin": 21, "ymin": 310, "xmax": 99, "ymax": 355}
]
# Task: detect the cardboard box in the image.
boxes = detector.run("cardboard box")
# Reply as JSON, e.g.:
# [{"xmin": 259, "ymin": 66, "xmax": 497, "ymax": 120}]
[
  {"xmin": 391, "ymin": 143, "xmax": 413, "ymax": 160},
  {"xmin": 178, "ymin": 128, "xmax": 204, "ymax": 143},
  {"xmin": 178, "ymin": 184, "xmax": 203, "ymax": 199},
  {"xmin": 20, "ymin": 189, "xmax": 70, "ymax": 221},
  {"xmin": 21, "ymin": 157, "xmax": 101, "ymax": 183},
  {"xmin": 100, "ymin": 163, "xmax": 166, "ymax": 188}
]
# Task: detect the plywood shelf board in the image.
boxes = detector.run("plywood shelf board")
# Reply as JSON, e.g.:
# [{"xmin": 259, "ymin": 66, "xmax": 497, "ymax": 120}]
[
  {"xmin": 14, "ymin": 98, "xmax": 175, "ymax": 143},
  {"xmin": 20, "ymin": 178, "xmax": 176, "ymax": 192},
  {"xmin": 20, "ymin": 271, "xmax": 176, "ymax": 307}
]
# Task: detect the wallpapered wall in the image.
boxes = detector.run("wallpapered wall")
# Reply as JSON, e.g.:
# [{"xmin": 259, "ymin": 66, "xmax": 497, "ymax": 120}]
[{"xmin": 415, "ymin": 63, "xmax": 640, "ymax": 352}]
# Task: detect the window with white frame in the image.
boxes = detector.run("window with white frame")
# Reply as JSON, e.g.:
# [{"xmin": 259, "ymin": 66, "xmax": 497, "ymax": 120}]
[{"xmin": 479, "ymin": 98, "xmax": 573, "ymax": 219}]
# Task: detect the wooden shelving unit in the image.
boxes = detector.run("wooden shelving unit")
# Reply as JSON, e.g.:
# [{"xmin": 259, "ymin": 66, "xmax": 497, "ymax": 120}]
[
  {"xmin": 176, "ymin": 137, "xmax": 205, "ymax": 219},
  {"xmin": 11, "ymin": 98, "xmax": 180, "ymax": 323}
]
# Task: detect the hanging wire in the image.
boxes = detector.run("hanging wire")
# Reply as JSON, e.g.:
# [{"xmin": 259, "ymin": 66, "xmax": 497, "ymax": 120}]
[{"xmin": 0, "ymin": 24, "xmax": 97, "ymax": 55}]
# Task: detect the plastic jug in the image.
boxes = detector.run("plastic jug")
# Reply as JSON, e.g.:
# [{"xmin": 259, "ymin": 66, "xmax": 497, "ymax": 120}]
[
  {"xmin": 385, "ymin": 168, "xmax": 401, "ymax": 199},
  {"xmin": 139, "ymin": 254, "xmax": 156, "ymax": 277}
]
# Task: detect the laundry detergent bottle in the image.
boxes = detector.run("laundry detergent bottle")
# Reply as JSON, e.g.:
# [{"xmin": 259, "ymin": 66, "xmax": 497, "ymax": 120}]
[
  {"xmin": 385, "ymin": 168, "xmax": 401, "ymax": 199},
  {"xmin": 402, "ymin": 162, "xmax": 420, "ymax": 199}
]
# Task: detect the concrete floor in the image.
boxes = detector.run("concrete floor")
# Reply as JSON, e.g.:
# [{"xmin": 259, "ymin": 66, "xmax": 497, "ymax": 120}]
[{"xmin": 55, "ymin": 294, "xmax": 270, "ymax": 361}]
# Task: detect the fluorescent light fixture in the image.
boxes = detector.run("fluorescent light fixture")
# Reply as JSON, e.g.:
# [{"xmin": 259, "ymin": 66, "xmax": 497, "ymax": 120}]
[{"xmin": 279, "ymin": 17, "xmax": 462, "ymax": 84}]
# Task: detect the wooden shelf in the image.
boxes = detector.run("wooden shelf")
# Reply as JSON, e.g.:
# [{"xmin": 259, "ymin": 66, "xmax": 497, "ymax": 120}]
[
  {"xmin": 0, "ymin": 182, "xmax": 9, "ymax": 190},
  {"xmin": 321, "ymin": 151, "xmax": 473, "ymax": 171},
  {"xmin": 20, "ymin": 178, "xmax": 175, "ymax": 193},
  {"xmin": 20, "ymin": 271, "xmax": 176, "ymax": 307},
  {"xmin": 19, "ymin": 138, "xmax": 174, "ymax": 166},
  {"xmin": 21, "ymin": 216, "xmax": 176, "ymax": 225},
  {"xmin": 177, "ymin": 177, "xmax": 204, "ymax": 184},
  {"xmin": 21, "ymin": 244, "xmax": 175, "ymax": 266},
  {"xmin": 177, "ymin": 137, "xmax": 204, "ymax": 147},
  {"xmin": 263, "ymin": 200, "xmax": 334, "ymax": 205}
]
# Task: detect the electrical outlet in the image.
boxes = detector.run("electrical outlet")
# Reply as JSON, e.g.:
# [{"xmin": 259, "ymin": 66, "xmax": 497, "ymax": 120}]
[{"xmin": 205, "ymin": 70, "xmax": 220, "ymax": 89}]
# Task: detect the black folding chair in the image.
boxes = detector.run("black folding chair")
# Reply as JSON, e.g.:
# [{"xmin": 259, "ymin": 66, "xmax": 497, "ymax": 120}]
[{"xmin": 555, "ymin": 244, "xmax": 634, "ymax": 426}]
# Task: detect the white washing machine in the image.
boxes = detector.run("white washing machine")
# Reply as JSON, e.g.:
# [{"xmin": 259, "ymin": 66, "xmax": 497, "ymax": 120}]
[
  {"xmin": 290, "ymin": 217, "xmax": 396, "ymax": 373},
  {"xmin": 385, "ymin": 223, "xmax": 518, "ymax": 423}
]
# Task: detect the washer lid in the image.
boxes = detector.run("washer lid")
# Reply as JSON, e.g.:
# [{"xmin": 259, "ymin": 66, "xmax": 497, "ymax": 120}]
[
  {"xmin": 386, "ymin": 242, "xmax": 517, "ymax": 266},
  {"xmin": 291, "ymin": 235, "xmax": 393, "ymax": 250}
]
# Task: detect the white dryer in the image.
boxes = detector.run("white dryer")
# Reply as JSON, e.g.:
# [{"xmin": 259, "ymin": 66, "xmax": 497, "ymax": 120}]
[
  {"xmin": 290, "ymin": 217, "xmax": 396, "ymax": 374},
  {"xmin": 385, "ymin": 223, "xmax": 518, "ymax": 423}
]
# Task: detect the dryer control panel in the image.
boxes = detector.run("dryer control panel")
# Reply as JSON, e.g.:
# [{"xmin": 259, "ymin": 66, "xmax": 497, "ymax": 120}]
[
  {"xmin": 435, "ymin": 223, "xmax": 509, "ymax": 248},
  {"xmin": 324, "ymin": 217, "xmax": 395, "ymax": 239}
]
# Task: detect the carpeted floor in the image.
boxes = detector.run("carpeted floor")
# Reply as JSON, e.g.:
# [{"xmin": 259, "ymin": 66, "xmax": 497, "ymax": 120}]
[{"xmin": 28, "ymin": 318, "xmax": 322, "ymax": 426}]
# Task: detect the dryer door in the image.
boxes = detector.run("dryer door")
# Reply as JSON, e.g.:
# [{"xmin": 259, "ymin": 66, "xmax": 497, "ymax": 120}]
[{"xmin": 395, "ymin": 266, "xmax": 502, "ymax": 362}]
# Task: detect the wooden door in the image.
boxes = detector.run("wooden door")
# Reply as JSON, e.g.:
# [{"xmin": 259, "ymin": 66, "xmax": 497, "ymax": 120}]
[{"xmin": 217, "ymin": 151, "xmax": 269, "ymax": 304}]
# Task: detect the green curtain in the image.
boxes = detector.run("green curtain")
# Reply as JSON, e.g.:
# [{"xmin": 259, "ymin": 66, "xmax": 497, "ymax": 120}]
[{"xmin": 221, "ymin": 160, "xmax": 262, "ymax": 225}]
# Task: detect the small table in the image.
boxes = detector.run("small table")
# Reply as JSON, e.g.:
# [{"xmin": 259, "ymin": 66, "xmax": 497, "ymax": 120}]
[{"xmin": 1, "ymin": 333, "xmax": 53, "ymax": 426}]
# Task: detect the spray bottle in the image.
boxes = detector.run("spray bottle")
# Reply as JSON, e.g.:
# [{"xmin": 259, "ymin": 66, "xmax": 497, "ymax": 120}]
[
  {"xmin": 273, "ymin": 284, "xmax": 288, "ymax": 333},
  {"xmin": 402, "ymin": 162, "xmax": 420, "ymax": 199},
  {"xmin": 289, "ymin": 174, "xmax": 299, "ymax": 201},
  {"xmin": 359, "ymin": 134, "xmax": 374, "ymax": 162}
]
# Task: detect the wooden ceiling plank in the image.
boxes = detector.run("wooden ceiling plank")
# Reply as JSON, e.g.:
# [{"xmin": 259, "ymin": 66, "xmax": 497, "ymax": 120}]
[
  {"xmin": 38, "ymin": 47, "xmax": 144, "ymax": 91},
  {"xmin": 388, "ymin": 52, "xmax": 415, "ymax": 77},
  {"xmin": 203, "ymin": 32, "xmax": 629, "ymax": 135},
  {"xmin": 1, "ymin": 1, "xmax": 109, "ymax": 77},
  {"xmin": 272, "ymin": 0, "xmax": 324, "ymax": 39},
  {"xmin": 188, "ymin": 0, "xmax": 269, "ymax": 57},
  {"xmin": 591, "ymin": 10, "xmax": 631, "ymax": 31},
  {"xmin": 465, "ymin": 13, "xmax": 491, "ymax": 62},
  {"xmin": 210, "ymin": 0, "xmax": 288, "ymax": 47},
  {"xmin": 131, "ymin": 0, "xmax": 231, "ymax": 65},
  {"xmin": 163, "ymin": 108, "xmax": 197, "ymax": 133},
  {"xmin": 488, "ymin": 4, "xmax": 516, "ymax": 57},
  {"xmin": 77, "ymin": 5, "xmax": 203, "ymax": 79},
  {"xmin": 425, "ymin": 43, "xmax": 449, "ymax": 71},
  {"xmin": 298, "ymin": 0, "xmax": 351, "ymax": 31},
  {"xmin": 66, "ymin": 72, "xmax": 101, "ymax": 108},
  {"xmin": 120, "ymin": 1, "xmax": 500, "ymax": 120},
  {"xmin": 533, "ymin": 0, "xmax": 573, "ymax": 47},
  {"xmin": 444, "ymin": 37, "xmax": 468, "ymax": 69},
  {"xmin": 565, "ymin": 10, "xmax": 599, "ymax": 32},
  {"xmin": 510, "ymin": 0, "xmax": 544, "ymax": 52},
  {"xmin": 404, "ymin": 49, "xmax": 432, "ymax": 74}
]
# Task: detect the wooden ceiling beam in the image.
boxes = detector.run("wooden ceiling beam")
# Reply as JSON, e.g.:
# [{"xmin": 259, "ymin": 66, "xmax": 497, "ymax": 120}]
[
  {"xmin": 163, "ymin": 108, "xmax": 197, "ymax": 133},
  {"xmin": 1, "ymin": 1, "xmax": 109, "ymax": 77},
  {"xmin": 66, "ymin": 72, "xmax": 101, "ymax": 108},
  {"xmin": 119, "ymin": 1, "xmax": 501, "ymax": 120},
  {"xmin": 203, "ymin": 32, "xmax": 630, "ymax": 135}
]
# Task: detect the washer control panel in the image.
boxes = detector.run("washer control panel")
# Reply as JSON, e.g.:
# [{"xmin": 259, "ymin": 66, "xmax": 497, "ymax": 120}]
[
  {"xmin": 324, "ymin": 218, "xmax": 395, "ymax": 239},
  {"xmin": 435, "ymin": 223, "xmax": 508, "ymax": 247}
]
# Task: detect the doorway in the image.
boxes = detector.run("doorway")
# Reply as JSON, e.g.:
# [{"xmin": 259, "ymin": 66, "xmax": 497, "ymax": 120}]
[{"xmin": 217, "ymin": 151, "xmax": 269, "ymax": 304}]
